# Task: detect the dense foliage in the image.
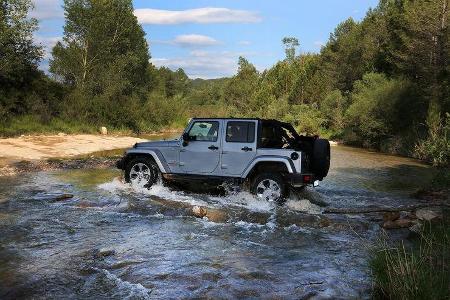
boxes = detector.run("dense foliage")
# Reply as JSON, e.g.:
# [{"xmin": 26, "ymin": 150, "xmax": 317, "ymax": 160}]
[{"xmin": 0, "ymin": 0, "xmax": 449, "ymax": 166}]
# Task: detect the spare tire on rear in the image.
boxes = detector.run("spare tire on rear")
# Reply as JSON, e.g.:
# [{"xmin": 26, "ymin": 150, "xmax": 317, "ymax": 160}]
[{"xmin": 311, "ymin": 138, "xmax": 330, "ymax": 180}]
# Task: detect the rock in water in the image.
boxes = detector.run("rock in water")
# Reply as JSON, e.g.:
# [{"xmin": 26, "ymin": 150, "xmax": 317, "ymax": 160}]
[
  {"xmin": 382, "ymin": 218, "xmax": 414, "ymax": 229},
  {"xmin": 192, "ymin": 206, "xmax": 207, "ymax": 218},
  {"xmin": 409, "ymin": 223, "xmax": 422, "ymax": 234},
  {"xmin": 383, "ymin": 211, "xmax": 400, "ymax": 222},
  {"xmin": 100, "ymin": 126, "xmax": 108, "ymax": 135},
  {"xmin": 54, "ymin": 193, "xmax": 74, "ymax": 201},
  {"xmin": 415, "ymin": 208, "xmax": 441, "ymax": 221}
]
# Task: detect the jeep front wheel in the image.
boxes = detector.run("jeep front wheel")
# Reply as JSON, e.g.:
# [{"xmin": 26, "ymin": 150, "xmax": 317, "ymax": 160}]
[
  {"xmin": 251, "ymin": 173, "xmax": 286, "ymax": 203},
  {"xmin": 125, "ymin": 157, "xmax": 159, "ymax": 189}
]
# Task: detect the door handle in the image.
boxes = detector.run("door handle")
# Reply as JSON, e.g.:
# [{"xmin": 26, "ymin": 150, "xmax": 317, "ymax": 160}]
[
  {"xmin": 241, "ymin": 146, "xmax": 253, "ymax": 152},
  {"xmin": 208, "ymin": 145, "xmax": 219, "ymax": 150}
]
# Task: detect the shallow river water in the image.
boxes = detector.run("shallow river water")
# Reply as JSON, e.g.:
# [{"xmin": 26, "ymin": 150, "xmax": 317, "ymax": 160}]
[{"xmin": 0, "ymin": 145, "xmax": 435, "ymax": 299}]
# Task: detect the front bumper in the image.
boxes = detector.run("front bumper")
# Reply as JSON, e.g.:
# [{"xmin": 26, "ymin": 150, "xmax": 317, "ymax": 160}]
[
  {"xmin": 116, "ymin": 157, "xmax": 125, "ymax": 170},
  {"xmin": 285, "ymin": 173, "xmax": 318, "ymax": 187}
]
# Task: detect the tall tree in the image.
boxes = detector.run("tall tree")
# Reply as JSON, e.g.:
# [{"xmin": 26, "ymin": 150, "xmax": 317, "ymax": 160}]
[
  {"xmin": 50, "ymin": 0, "xmax": 150, "ymax": 129},
  {"xmin": 282, "ymin": 37, "xmax": 299, "ymax": 63},
  {"xmin": 50, "ymin": 0, "xmax": 149, "ymax": 93},
  {"xmin": 224, "ymin": 56, "xmax": 260, "ymax": 112},
  {"xmin": 394, "ymin": 0, "xmax": 449, "ymax": 126},
  {"xmin": 0, "ymin": 0, "xmax": 42, "ymax": 118}
]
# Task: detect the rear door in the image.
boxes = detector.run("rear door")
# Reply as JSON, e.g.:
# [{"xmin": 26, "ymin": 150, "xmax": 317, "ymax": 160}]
[
  {"xmin": 221, "ymin": 120, "xmax": 257, "ymax": 175},
  {"xmin": 180, "ymin": 120, "xmax": 221, "ymax": 174}
]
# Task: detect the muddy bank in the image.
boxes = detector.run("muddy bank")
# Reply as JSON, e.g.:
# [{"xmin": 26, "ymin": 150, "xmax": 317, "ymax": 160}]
[
  {"xmin": 0, "ymin": 132, "xmax": 180, "ymax": 176},
  {"xmin": 0, "ymin": 155, "xmax": 119, "ymax": 176}
]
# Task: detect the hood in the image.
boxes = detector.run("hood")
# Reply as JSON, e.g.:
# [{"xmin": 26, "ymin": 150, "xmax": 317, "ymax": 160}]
[{"xmin": 134, "ymin": 140, "xmax": 179, "ymax": 148}]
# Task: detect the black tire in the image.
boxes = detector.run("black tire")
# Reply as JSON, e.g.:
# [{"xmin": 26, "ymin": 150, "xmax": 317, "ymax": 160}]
[
  {"xmin": 251, "ymin": 172, "xmax": 287, "ymax": 203},
  {"xmin": 312, "ymin": 138, "xmax": 330, "ymax": 180},
  {"xmin": 124, "ymin": 156, "xmax": 160, "ymax": 189}
]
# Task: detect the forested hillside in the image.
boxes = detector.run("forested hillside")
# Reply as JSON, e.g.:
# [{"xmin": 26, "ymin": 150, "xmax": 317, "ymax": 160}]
[{"xmin": 1, "ymin": 0, "xmax": 448, "ymax": 166}]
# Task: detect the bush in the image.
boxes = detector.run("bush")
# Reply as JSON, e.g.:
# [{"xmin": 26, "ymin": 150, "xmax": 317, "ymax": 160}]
[
  {"xmin": 415, "ymin": 113, "xmax": 450, "ymax": 167},
  {"xmin": 346, "ymin": 73, "xmax": 414, "ymax": 148}
]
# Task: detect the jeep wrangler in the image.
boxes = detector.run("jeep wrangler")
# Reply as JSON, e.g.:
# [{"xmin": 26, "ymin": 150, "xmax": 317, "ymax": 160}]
[{"xmin": 116, "ymin": 118, "xmax": 330, "ymax": 202}]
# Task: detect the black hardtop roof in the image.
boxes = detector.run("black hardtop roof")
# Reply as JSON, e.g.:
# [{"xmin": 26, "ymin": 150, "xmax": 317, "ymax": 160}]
[
  {"xmin": 191, "ymin": 117, "xmax": 289, "ymax": 123},
  {"xmin": 192, "ymin": 117, "xmax": 260, "ymax": 120}
]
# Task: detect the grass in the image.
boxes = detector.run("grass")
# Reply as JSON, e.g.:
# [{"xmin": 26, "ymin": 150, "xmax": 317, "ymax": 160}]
[
  {"xmin": 0, "ymin": 115, "xmax": 98, "ymax": 137},
  {"xmin": 370, "ymin": 218, "xmax": 450, "ymax": 299},
  {"xmin": 0, "ymin": 115, "xmax": 181, "ymax": 137}
]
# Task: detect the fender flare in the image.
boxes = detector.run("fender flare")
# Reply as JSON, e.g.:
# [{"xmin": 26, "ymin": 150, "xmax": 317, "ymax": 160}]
[
  {"xmin": 124, "ymin": 149, "xmax": 170, "ymax": 173},
  {"xmin": 241, "ymin": 156, "xmax": 295, "ymax": 178}
]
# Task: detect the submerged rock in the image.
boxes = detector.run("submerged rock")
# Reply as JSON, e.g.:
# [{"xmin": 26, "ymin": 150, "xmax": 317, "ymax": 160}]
[
  {"xmin": 383, "ymin": 211, "xmax": 400, "ymax": 222},
  {"xmin": 382, "ymin": 218, "xmax": 414, "ymax": 229},
  {"xmin": 415, "ymin": 208, "xmax": 442, "ymax": 221},
  {"xmin": 192, "ymin": 206, "xmax": 207, "ymax": 218},
  {"xmin": 95, "ymin": 248, "xmax": 116, "ymax": 258},
  {"xmin": 54, "ymin": 193, "xmax": 74, "ymax": 201}
]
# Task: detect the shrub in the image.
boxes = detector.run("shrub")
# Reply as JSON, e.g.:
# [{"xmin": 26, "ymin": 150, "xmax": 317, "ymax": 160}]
[
  {"xmin": 346, "ymin": 73, "xmax": 414, "ymax": 148},
  {"xmin": 415, "ymin": 113, "xmax": 450, "ymax": 167}
]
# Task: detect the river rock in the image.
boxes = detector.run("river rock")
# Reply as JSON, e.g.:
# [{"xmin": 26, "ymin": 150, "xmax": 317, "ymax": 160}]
[
  {"xmin": 415, "ymin": 208, "xmax": 441, "ymax": 221},
  {"xmin": 100, "ymin": 126, "xmax": 108, "ymax": 135},
  {"xmin": 382, "ymin": 218, "xmax": 414, "ymax": 229},
  {"xmin": 409, "ymin": 222, "xmax": 423, "ymax": 234},
  {"xmin": 383, "ymin": 211, "xmax": 400, "ymax": 222},
  {"xmin": 97, "ymin": 248, "xmax": 115, "ymax": 257},
  {"xmin": 192, "ymin": 206, "xmax": 207, "ymax": 218}
]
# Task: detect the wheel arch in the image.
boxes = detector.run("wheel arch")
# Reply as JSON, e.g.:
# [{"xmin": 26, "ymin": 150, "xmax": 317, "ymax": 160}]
[
  {"xmin": 242, "ymin": 157, "xmax": 293, "ymax": 181},
  {"xmin": 123, "ymin": 149, "xmax": 168, "ymax": 173}
]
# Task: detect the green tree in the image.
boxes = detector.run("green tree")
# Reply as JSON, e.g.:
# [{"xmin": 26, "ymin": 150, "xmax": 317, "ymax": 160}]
[
  {"xmin": 224, "ymin": 56, "xmax": 260, "ymax": 112},
  {"xmin": 282, "ymin": 36, "xmax": 299, "ymax": 63},
  {"xmin": 321, "ymin": 89, "xmax": 347, "ymax": 131},
  {"xmin": 346, "ymin": 73, "xmax": 413, "ymax": 147},
  {"xmin": 0, "ymin": 0, "xmax": 43, "ymax": 119},
  {"xmin": 394, "ymin": 0, "xmax": 449, "ymax": 127},
  {"xmin": 50, "ymin": 0, "xmax": 150, "ymax": 129}
]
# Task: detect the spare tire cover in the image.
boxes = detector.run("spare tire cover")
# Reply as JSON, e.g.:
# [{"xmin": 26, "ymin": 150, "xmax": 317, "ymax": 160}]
[{"xmin": 312, "ymin": 139, "xmax": 330, "ymax": 180}]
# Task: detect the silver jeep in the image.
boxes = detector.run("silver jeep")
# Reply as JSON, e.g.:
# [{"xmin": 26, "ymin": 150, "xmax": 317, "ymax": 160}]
[{"xmin": 117, "ymin": 118, "xmax": 330, "ymax": 202}]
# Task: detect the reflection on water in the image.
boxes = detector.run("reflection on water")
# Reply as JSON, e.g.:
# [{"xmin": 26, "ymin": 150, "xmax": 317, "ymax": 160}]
[{"xmin": 0, "ymin": 146, "xmax": 434, "ymax": 299}]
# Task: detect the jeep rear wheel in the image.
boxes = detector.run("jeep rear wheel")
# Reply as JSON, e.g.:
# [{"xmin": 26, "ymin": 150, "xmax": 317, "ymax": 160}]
[
  {"xmin": 251, "ymin": 173, "xmax": 287, "ymax": 203},
  {"xmin": 125, "ymin": 157, "xmax": 159, "ymax": 189}
]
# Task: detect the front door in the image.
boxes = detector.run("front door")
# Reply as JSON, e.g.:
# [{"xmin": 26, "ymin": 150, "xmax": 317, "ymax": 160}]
[
  {"xmin": 221, "ymin": 120, "xmax": 257, "ymax": 175},
  {"xmin": 180, "ymin": 120, "xmax": 221, "ymax": 174}
]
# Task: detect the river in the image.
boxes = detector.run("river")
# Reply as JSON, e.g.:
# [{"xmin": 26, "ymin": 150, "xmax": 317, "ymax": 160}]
[{"xmin": 0, "ymin": 144, "xmax": 435, "ymax": 299}]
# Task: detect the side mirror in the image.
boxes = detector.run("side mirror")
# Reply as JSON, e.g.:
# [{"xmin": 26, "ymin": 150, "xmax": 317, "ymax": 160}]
[{"xmin": 182, "ymin": 132, "xmax": 190, "ymax": 146}]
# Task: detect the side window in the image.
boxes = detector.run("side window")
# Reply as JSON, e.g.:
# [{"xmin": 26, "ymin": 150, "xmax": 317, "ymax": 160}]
[
  {"xmin": 188, "ymin": 121, "xmax": 219, "ymax": 142},
  {"xmin": 226, "ymin": 121, "xmax": 255, "ymax": 143}
]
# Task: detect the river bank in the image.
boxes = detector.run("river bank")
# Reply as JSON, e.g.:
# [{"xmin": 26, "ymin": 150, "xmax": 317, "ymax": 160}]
[{"xmin": 0, "ymin": 132, "xmax": 179, "ymax": 176}]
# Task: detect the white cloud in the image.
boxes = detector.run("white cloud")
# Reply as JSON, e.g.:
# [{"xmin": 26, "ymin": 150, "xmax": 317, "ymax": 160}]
[
  {"xmin": 238, "ymin": 40, "xmax": 251, "ymax": 46},
  {"xmin": 173, "ymin": 34, "xmax": 219, "ymax": 47},
  {"xmin": 30, "ymin": 0, "xmax": 63, "ymax": 20},
  {"xmin": 152, "ymin": 50, "xmax": 238, "ymax": 79},
  {"xmin": 135, "ymin": 7, "xmax": 261, "ymax": 25}
]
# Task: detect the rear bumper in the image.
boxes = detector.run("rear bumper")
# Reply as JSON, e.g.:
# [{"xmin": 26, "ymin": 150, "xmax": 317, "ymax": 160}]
[{"xmin": 285, "ymin": 173, "xmax": 316, "ymax": 187}]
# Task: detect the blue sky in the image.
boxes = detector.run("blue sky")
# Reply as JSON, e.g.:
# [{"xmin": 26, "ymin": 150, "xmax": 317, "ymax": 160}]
[{"xmin": 32, "ymin": 0, "xmax": 378, "ymax": 79}]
